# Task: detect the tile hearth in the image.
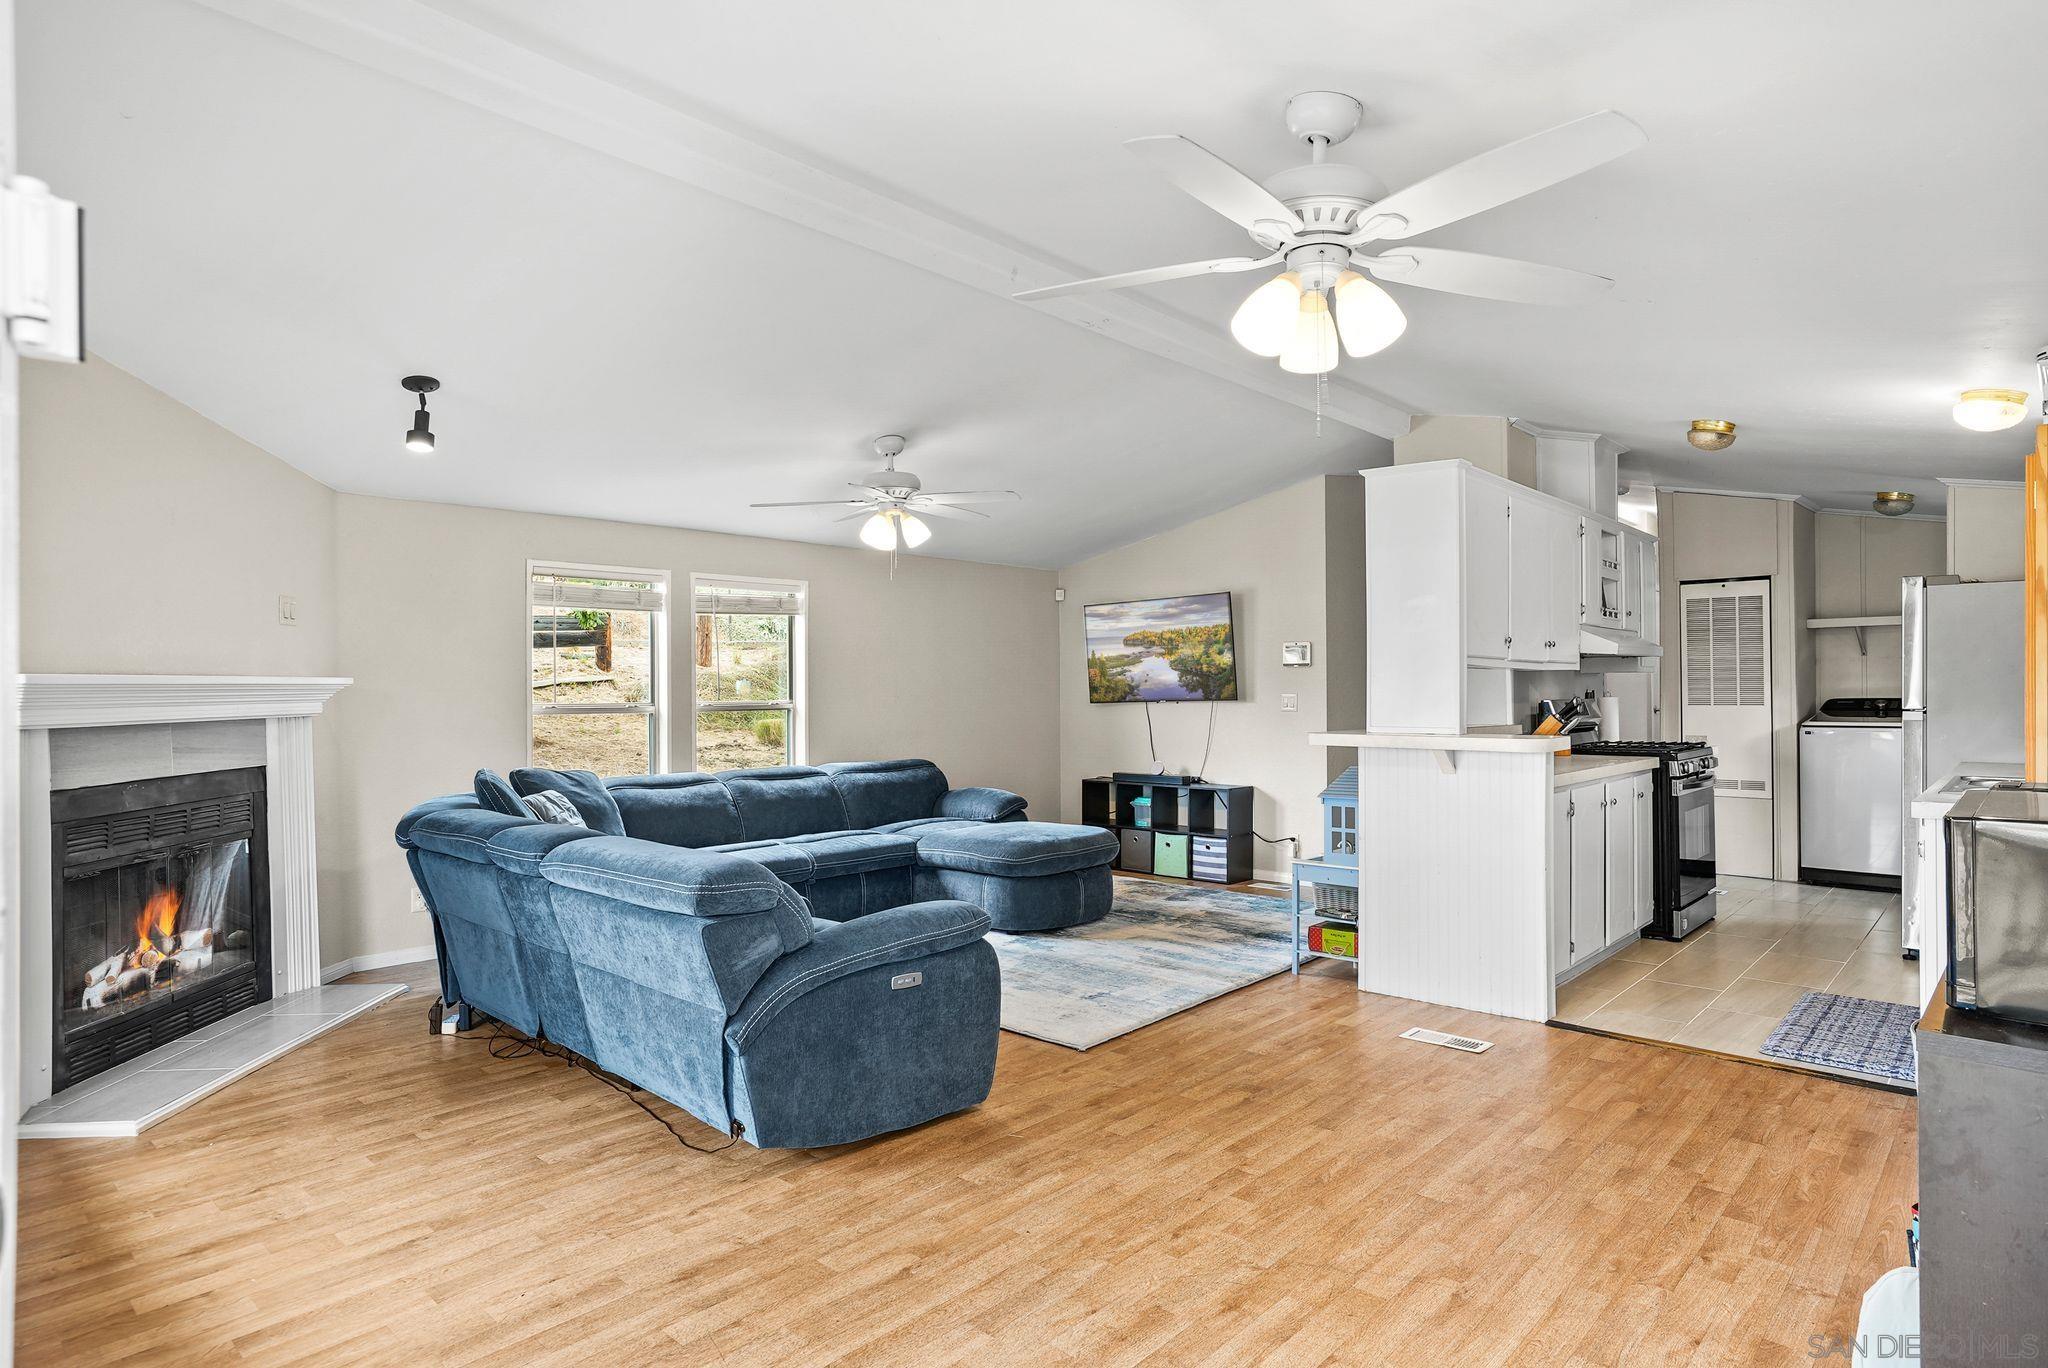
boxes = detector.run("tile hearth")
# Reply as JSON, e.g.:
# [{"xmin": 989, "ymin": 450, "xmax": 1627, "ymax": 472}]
[{"xmin": 20, "ymin": 981, "xmax": 405, "ymax": 1138}]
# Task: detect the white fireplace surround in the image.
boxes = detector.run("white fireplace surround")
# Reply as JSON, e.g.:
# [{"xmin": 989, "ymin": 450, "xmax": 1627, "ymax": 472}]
[{"xmin": 17, "ymin": 674, "xmax": 351, "ymax": 1114}]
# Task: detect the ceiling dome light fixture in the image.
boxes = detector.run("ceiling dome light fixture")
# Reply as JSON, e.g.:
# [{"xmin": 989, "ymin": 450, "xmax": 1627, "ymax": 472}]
[
  {"xmin": 1873, "ymin": 491, "xmax": 1916, "ymax": 517},
  {"xmin": 1686, "ymin": 418, "xmax": 1737, "ymax": 452},
  {"xmin": 1951, "ymin": 388, "xmax": 2029, "ymax": 432},
  {"xmin": 401, "ymin": 375, "xmax": 439, "ymax": 455}
]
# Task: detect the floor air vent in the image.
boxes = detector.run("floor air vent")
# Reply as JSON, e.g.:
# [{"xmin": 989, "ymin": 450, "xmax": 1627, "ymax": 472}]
[{"xmin": 1399, "ymin": 1027, "xmax": 1493, "ymax": 1054}]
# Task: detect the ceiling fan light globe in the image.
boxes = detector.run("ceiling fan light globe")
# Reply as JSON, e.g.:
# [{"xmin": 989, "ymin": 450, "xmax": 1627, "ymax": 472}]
[
  {"xmin": 1952, "ymin": 388, "xmax": 2029, "ymax": 432},
  {"xmin": 1230, "ymin": 272, "xmax": 1301, "ymax": 357},
  {"xmin": 1332, "ymin": 271, "xmax": 1407, "ymax": 358},
  {"xmin": 898, "ymin": 513, "xmax": 932, "ymax": 548},
  {"xmin": 858, "ymin": 511, "xmax": 899, "ymax": 551},
  {"xmin": 1277, "ymin": 290, "xmax": 1339, "ymax": 375}
]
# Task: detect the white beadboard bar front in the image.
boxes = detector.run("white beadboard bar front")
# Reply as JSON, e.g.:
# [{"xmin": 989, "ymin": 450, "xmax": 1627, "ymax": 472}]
[{"xmin": 1312, "ymin": 731, "xmax": 1559, "ymax": 1021}]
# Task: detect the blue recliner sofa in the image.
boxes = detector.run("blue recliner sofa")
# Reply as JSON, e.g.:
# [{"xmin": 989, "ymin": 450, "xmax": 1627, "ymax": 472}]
[{"xmin": 396, "ymin": 759, "xmax": 1117, "ymax": 1148}]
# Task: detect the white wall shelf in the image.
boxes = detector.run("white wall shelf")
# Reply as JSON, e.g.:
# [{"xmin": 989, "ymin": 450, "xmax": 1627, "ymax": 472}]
[{"xmin": 1805, "ymin": 615, "xmax": 1903, "ymax": 656}]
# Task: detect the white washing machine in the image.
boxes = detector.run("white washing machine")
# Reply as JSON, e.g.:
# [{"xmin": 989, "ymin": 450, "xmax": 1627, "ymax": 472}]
[{"xmin": 1799, "ymin": 696, "xmax": 1904, "ymax": 888}]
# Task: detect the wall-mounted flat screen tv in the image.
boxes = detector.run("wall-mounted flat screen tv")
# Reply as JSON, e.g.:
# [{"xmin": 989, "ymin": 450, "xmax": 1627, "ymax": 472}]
[{"xmin": 1084, "ymin": 591, "xmax": 1238, "ymax": 703}]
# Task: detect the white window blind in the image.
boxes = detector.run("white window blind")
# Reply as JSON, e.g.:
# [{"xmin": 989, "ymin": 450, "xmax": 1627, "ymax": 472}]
[
  {"xmin": 531, "ymin": 566, "xmax": 665, "ymax": 612},
  {"xmin": 691, "ymin": 576, "xmax": 804, "ymax": 616}
]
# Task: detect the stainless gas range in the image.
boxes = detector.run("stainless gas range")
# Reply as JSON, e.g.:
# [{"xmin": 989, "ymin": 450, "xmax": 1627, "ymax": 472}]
[{"xmin": 1570, "ymin": 740, "xmax": 1719, "ymax": 939}]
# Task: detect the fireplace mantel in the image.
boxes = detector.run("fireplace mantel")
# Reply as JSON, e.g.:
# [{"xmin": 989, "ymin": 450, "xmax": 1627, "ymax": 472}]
[
  {"xmin": 19, "ymin": 674, "xmax": 352, "ymax": 730},
  {"xmin": 16, "ymin": 673, "xmax": 354, "ymax": 1127}
]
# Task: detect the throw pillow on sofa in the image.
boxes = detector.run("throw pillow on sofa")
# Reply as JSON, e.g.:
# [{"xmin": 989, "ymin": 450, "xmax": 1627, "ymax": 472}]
[
  {"xmin": 520, "ymin": 790, "xmax": 587, "ymax": 826},
  {"xmin": 473, "ymin": 769, "xmax": 527, "ymax": 817},
  {"xmin": 510, "ymin": 767, "xmax": 626, "ymax": 836}
]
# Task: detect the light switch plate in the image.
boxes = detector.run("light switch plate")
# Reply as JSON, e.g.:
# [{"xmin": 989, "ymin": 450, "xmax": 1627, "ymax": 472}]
[
  {"xmin": 409, "ymin": 887, "xmax": 429, "ymax": 915},
  {"xmin": 278, "ymin": 594, "xmax": 299, "ymax": 626},
  {"xmin": 1280, "ymin": 693, "xmax": 1298, "ymax": 713}
]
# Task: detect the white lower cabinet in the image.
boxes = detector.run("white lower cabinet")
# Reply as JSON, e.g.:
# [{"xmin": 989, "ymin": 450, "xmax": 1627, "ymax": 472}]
[{"xmin": 1555, "ymin": 771, "xmax": 1657, "ymax": 972}]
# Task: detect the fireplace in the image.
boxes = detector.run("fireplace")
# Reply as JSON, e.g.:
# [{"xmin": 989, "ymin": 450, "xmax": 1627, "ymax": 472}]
[{"xmin": 50, "ymin": 766, "xmax": 271, "ymax": 1092}]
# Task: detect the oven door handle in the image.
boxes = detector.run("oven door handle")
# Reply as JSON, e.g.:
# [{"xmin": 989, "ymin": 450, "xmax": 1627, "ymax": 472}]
[{"xmin": 1673, "ymin": 779, "xmax": 1716, "ymax": 796}]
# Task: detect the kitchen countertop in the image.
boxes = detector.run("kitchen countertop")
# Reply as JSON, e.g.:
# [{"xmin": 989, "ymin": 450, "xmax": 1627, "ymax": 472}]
[
  {"xmin": 1552, "ymin": 754, "xmax": 1659, "ymax": 788},
  {"xmin": 1310, "ymin": 730, "xmax": 1566, "ymax": 753},
  {"xmin": 1910, "ymin": 760, "xmax": 2025, "ymax": 820}
]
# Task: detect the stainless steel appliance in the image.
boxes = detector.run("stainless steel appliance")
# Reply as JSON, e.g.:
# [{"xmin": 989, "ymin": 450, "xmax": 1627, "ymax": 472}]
[
  {"xmin": 1569, "ymin": 740, "xmax": 1718, "ymax": 938},
  {"xmin": 1945, "ymin": 783, "xmax": 2048, "ymax": 1025},
  {"xmin": 1902, "ymin": 577, "xmax": 2025, "ymax": 956},
  {"xmin": 1799, "ymin": 697, "xmax": 1904, "ymax": 889}
]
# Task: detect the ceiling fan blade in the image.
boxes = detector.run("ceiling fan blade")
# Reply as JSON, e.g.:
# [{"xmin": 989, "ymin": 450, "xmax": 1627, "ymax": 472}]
[
  {"xmin": 1012, "ymin": 252, "xmax": 1280, "ymax": 302},
  {"xmin": 909, "ymin": 503, "xmax": 990, "ymax": 521},
  {"xmin": 750, "ymin": 498, "xmax": 872, "ymax": 509},
  {"xmin": 1357, "ymin": 247, "xmax": 1614, "ymax": 305},
  {"xmin": 1124, "ymin": 135, "xmax": 1300, "ymax": 234},
  {"xmin": 832, "ymin": 508, "xmax": 874, "ymax": 523},
  {"xmin": 914, "ymin": 490, "xmax": 1022, "ymax": 505},
  {"xmin": 1355, "ymin": 110, "xmax": 1646, "ymax": 243}
]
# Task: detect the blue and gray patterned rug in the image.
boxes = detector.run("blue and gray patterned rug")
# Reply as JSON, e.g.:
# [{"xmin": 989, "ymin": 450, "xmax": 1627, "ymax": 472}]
[
  {"xmin": 1760, "ymin": 991, "xmax": 1918, "ymax": 1083},
  {"xmin": 987, "ymin": 878, "xmax": 1295, "ymax": 1050}
]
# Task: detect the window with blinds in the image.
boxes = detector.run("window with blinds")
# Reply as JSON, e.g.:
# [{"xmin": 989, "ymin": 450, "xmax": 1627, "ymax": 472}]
[
  {"xmin": 692, "ymin": 574, "xmax": 806, "ymax": 772},
  {"xmin": 530, "ymin": 563, "xmax": 667, "ymax": 775}
]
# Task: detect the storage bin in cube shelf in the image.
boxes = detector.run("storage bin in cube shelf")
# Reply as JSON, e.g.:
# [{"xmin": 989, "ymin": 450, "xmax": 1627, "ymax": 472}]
[{"xmin": 1320, "ymin": 766, "xmax": 1359, "ymax": 867}]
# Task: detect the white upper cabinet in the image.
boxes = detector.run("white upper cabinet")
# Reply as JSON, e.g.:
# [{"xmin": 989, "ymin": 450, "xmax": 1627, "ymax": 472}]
[
  {"xmin": 1629, "ymin": 530, "xmax": 1661, "ymax": 648},
  {"xmin": 1464, "ymin": 476, "xmax": 1512, "ymax": 664},
  {"xmin": 1364, "ymin": 459, "xmax": 1660, "ymax": 733}
]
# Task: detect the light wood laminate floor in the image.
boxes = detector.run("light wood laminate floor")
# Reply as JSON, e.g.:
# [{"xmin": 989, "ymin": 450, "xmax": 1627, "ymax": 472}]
[{"xmin": 19, "ymin": 954, "xmax": 1915, "ymax": 1365}]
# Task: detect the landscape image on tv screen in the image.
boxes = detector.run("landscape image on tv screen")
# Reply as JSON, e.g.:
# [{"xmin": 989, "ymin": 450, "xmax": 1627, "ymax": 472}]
[{"xmin": 1084, "ymin": 591, "xmax": 1237, "ymax": 703}]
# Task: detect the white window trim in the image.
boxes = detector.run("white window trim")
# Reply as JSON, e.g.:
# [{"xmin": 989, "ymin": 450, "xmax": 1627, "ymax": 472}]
[
  {"xmin": 689, "ymin": 572, "xmax": 808, "ymax": 770},
  {"xmin": 527, "ymin": 559, "xmax": 671, "ymax": 773}
]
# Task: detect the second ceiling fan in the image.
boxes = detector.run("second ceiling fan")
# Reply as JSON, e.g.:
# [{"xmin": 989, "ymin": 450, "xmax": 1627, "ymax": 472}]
[{"xmin": 1013, "ymin": 92, "xmax": 1646, "ymax": 374}]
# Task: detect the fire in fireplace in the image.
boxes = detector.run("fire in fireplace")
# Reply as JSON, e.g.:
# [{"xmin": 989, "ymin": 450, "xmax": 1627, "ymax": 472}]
[{"xmin": 52, "ymin": 767, "xmax": 271, "ymax": 1090}]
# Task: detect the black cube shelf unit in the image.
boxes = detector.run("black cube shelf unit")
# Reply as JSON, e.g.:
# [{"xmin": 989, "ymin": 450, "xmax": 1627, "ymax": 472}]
[{"xmin": 1081, "ymin": 776, "xmax": 1254, "ymax": 884}]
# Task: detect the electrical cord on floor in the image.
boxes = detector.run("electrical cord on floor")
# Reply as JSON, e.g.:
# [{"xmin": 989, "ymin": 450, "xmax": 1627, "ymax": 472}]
[
  {"xmin": 1252, "ymin": 831, "xmax": 1301, "ymax": 861},
  {"xmin": 431, "ymin": 1001, "xmax": 741, "ymax": 1154}
]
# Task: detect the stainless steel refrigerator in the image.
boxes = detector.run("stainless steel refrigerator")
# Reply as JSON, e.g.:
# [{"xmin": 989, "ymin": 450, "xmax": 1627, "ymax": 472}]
[{"xmin": 1901, "ymin": 576, "xmax": 2025, "ymax": 953}]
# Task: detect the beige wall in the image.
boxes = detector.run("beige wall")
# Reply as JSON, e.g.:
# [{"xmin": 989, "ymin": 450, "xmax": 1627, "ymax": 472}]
[
  {"xmin": 1057, "ymin": 474, "xmax": 1363, "ymax": 876},
  {"xmin": 1392, "ymin": 416, "xmax": 1537, "ymax": 488},
  {"xmin": 25, "ymin": 359, "xmax": 1060, "ymax": 969},
  {"xmin": 1812, "ymin": 511, "xmax": 1945, "ymax": 697},
  {"xmin": 21, "ymin": 358, "xmax": 339, "ymax": 675},
  {"xmin": 1946, "ymin": 482, "xmax": 2024, "ymax": 582}
]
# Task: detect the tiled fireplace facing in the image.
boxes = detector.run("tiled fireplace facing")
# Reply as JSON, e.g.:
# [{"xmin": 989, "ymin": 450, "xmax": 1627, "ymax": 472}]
[{"xmin": 16, "ymin": 675, "xmax": 381, "ymax": 1136}]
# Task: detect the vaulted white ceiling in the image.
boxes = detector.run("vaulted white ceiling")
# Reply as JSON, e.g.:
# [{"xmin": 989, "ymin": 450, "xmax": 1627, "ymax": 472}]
[{"xmin": 22, "ymin": 0, "xmax": 2048, "ymax": 565}]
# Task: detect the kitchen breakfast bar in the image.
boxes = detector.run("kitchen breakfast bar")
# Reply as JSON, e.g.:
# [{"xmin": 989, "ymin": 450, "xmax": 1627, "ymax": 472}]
[{"xmin": 1311, "ymin": 731, "xmax": 1657, "ymax": 1022}]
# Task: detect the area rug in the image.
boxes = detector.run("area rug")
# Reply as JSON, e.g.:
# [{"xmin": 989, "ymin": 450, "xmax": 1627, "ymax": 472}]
[
  {"xmin": 1760, "ymin": 991, "xmax": 1918, "ymax": 1083},
  {"xmin": 986, "ymin": 878, "xmax": 1294, "ymax": 1050}
]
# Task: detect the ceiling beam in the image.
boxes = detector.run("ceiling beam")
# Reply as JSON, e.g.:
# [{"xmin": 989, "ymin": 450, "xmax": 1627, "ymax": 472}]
[{"xmin": 190, "ymin": 0, "xmax": 1412, "ymax": 440}]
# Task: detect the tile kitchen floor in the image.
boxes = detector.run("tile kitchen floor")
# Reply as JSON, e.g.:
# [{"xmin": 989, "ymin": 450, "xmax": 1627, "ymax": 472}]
[{"xmin": 1552, "ymin": 876, "xmax": 1915, "ymax": 1086}]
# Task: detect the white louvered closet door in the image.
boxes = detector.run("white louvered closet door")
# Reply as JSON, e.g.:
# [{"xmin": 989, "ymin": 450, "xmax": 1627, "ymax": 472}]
[{"xmin": 1680, "ymin": 579, "xmax": 1774, "ymax": 875}]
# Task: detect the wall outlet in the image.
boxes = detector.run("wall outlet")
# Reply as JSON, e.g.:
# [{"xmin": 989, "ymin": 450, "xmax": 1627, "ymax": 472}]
[
  {"xmin": 278, "ymin": 593, "xmax": 299, "ymax": 626},
  {"xmin": 409, "ymin": 887, "xmax": 429, "ymax": 915},
  {"xmin": 1280, "ymin": 693, "xmax": 1298, "ymax": 713}
]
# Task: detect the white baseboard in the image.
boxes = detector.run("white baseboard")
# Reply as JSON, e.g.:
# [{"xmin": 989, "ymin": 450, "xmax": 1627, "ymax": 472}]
[{"xmin": 321, "ymin": 944, "xmax": 437, "ymax": 983}]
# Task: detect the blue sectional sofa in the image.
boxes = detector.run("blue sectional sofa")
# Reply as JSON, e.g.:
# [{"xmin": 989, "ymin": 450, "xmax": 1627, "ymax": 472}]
[{"xmin": 396, "ymin": 759, "xmax": 1117, "ymax": 1148}]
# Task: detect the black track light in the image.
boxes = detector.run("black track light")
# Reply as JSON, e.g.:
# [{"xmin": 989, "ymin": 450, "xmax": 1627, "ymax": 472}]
[{"xmin": 402, "ymin": 375, "xmax": 439, "ymax": 455}]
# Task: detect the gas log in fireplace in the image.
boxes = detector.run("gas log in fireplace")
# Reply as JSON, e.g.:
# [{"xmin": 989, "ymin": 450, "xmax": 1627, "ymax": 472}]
[{"xmin": 51, "ymin": 767, "xmax": 271, "ymax": 1092}]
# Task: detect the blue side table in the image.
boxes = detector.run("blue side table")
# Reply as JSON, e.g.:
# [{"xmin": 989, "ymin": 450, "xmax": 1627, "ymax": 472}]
[{"xmin": 1290, "ymin": 858, "xmax": 1360, "ymax": 976}]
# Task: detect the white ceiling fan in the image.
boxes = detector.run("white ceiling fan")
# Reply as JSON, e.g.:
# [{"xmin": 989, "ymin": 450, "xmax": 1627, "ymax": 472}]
[
  {"xmin": 1013, "ymin": 93, "xmax": 1646, "ymax": 374},
  {"xmin": 749, "ymin": 434, "xmax": 1020, "ymax": 553}
]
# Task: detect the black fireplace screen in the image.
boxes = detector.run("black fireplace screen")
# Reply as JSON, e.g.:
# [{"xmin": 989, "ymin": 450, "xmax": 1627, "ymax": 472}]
[
  {"xmin": 61, "ymin": 837, "xmax": 255, "ymax": 1036},
  {"xmin": 52, "ymin": 766, "xmax": 271, "ymax": 1090}
]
